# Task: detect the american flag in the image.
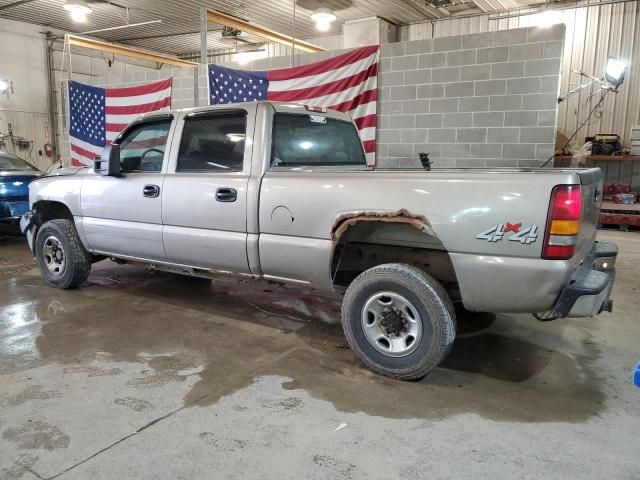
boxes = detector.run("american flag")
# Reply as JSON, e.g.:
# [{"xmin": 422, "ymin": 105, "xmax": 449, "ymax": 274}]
[
  {"xmin": 68, "ymin": 79, "xmax": 172, "ymax": 167},
  {"xmin": 208, "ymin": 45, "xmax": 379, "ymax": 165}
]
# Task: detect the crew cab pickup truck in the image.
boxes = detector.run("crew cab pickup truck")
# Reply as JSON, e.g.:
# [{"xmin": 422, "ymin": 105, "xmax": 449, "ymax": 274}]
[{"xmin": 20, "ymin": 101, "xmax": 617, "ymax": 380}]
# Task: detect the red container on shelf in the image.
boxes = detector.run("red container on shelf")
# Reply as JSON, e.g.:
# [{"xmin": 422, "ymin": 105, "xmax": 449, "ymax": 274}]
[{"xmin": 612, "ymin": 183, "xmax": 631, "ymax": 194}]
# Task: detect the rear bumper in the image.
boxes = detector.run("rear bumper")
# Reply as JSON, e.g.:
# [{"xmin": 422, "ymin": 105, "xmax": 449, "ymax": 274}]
[{"xmin": 551, "ymin": 242, "xmax": 617, "ymax": 318}]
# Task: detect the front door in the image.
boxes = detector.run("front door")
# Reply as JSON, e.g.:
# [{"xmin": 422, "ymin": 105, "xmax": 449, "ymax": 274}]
[
  {"xmin": 81, "ymin": 116, "xmax": 174, "ymax": 260},
  {"xmin": 161, "ymin": 108, "xmax": 252, "ymax": 273}
]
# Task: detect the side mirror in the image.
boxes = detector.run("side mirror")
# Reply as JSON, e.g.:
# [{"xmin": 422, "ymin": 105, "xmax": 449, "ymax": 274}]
[{"xmin": 94, "ymin": 144, "xmax": 121, "ymax": 176}]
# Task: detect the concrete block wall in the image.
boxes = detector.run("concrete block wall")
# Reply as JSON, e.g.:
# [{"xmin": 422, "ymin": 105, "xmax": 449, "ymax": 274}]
[
  {"xmin": 377, "ymin": 25, "xmax": 564, "ymax": 168},
  {"xmin": 66, "ymin": 25, "xmax": 564, "ymax": 169}
]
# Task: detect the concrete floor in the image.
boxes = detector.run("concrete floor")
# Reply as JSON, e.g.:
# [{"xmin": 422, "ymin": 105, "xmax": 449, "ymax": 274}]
[{"xmin": 0, "ymin": 230, "xmax": 638, "ymax": 480}]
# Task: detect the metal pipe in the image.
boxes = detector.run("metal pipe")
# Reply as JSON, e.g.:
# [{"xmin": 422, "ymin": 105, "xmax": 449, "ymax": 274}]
[
  {"xmin": 0, "ymin": 0, "xmax": 37, "ymax": 11},
  {"xmin": 76, "ymin": 20, "xmax": 162, "ymax": 36},
  {"xmin": 44, "ymin": 32, "xmax": 59, "ymax": 163}
]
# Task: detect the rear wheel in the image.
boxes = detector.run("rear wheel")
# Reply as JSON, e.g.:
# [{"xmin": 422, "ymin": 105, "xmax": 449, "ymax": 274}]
[
  {"xmin": 341, "ymin": 263, "xmax": 456, "ymax": 380},
  {"xmin": 35, "ymin": 219, "xmax": 91, "ymax": 289}
]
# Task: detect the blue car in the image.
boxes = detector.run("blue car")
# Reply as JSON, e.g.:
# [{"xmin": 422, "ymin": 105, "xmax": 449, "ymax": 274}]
[{"xmin": 0, "ymin": 151, "xmax": 42, "ymax": 224}]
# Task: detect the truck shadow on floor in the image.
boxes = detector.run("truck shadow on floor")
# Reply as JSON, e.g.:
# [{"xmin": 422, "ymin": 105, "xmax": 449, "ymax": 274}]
[{"xmin": 3, "ymin": 263, "xmax": 606, "ymax": 423}]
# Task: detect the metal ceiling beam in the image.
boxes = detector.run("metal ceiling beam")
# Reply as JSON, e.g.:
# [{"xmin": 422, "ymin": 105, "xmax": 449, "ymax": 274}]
[
  {"xmin": 206, "ymin": 8, "xmax": 326, "ymax": 53},
  {"xmin": 398, "ymin": 0, "xmax": 444, "ymax": 19},
  {"xmin": 66, "ymin": 35, "xmax": 198, "ymax": 67},
  {"xmin": 0, "ymin": 0, "xmax": 37, "ymax": 11}
]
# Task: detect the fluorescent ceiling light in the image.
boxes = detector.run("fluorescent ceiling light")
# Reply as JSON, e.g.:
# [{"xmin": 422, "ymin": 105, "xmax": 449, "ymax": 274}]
[
  {"xmin": 604, "ymin": 57, "xmax": 627, "ymax": 87},
  {"xmin": 64, "ymin": 0, "xmax": 92, "ymax": 23},
  {"xmin": 311, "ymin": 7, "xmax": 336, "ymax": 32}
]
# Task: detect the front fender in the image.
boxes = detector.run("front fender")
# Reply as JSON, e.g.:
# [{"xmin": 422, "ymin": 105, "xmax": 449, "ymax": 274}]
[{"xmin": 19, "ymin": 210, "xmax": 37, "ymax": 254}]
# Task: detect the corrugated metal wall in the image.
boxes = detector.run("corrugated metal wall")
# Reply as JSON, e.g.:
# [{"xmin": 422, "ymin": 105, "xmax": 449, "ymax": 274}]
[{"xmin": 401, "ymin": 1, "xmax": 640, "ymax": 144}]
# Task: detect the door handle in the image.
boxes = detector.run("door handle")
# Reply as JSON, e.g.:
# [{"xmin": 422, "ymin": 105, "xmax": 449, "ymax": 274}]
[
  {"xmin": 143, "ymin": 184, "xmax": 160, "ymax": 198},
  {"xmin": 216, "ymin": 188, "xmax": 237, "ymax": 202}
]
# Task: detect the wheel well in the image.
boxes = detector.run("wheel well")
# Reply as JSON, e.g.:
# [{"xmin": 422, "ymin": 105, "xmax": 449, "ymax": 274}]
[
  {"xmin": 33, "ymin": 201, "xmax": 74, "ymax": 226},
  {"xmin": 330, "ymin": 221, "xmax": 460, "ymax": 302}
]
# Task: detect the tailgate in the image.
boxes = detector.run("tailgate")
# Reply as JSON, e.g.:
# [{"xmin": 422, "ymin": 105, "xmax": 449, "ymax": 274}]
[{"xmin": 575, "ymin": 168, "xmax": 603, "ymax": 260}]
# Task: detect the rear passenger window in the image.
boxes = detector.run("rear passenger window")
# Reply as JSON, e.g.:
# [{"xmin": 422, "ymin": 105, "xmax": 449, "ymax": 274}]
[{"xmin": 177, "ymin": 112, "xmax": 246, "ymax": 172}]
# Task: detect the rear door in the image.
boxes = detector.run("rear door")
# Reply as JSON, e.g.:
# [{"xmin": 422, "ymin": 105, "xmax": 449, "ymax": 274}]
[
  {"xmin": 81, "ymin": 115, "xmax": 174, "ymax": 259},
  {"xmin": 161, "ymin": 107, "xmax": 255, "ymax": 273}
]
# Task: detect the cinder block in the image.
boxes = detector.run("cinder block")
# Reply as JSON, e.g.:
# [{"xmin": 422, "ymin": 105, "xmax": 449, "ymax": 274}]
[
  {"xmin": 471, "ymin": 143, "xmax": 502, "ymax": 158},
  {"xmin": 536, "ymin": 143, "xmax": 555, "ymax": 159},
  {"xmin": 380, "ymin": 87, "xmax": 391, "ymax": 101},
  {"xmin": 390, "ymin": 85, "xmax": 417, "ymax": 100},
  {"xmin": 490, "ymin": 95, "xmax": 522, "ymax": 111},
  {"xmin": 454, "ymin": 158, "xmax": 484, "ymax": 167},
  {"xmin": 507, "ymin": 77, "xmax": 541, "ymax": 94},
  {"xmin": 522, "ymin": 93, "xmax": 557, "ymax": 110},
  {"xmin": 417, "ymin": 84, "xmax": 445, "ymax": 99},
  {"xmin": 418, "ymin": 52, "xmax": 446, "ymax": 68},
  {"xmin": 378, "ymin": 129, "xmax": 402, "ymax": 143},
  {"xmin": 433, "ymin": 36, "xmax": 462, "ymax": 52},
  {"xmin": 475, "ymin": 79, "xmax": 506, "ymax": 96},
  {"xmin": 543, "ymin": 40, "xmax": 563, "ymax": 58},
  {"xmin": 517, "ymin": 159, "xmax": 545, "ymax": 167},
  {"xmin": 388, "ymin": 143, "xmax": 414, "ymax": 157},
  {"xmin": 378, "ymin": 101, "xmax": 402, "ymax": 115},
  {"xmin": 525, "ymin": 59, "xmax": 561, "ymax": 77},
  {"xmin": 473, "ymin": 112, "xmax": 504, "ymax": 127},
  {"xmin": 446, "ymin": 49, "xmax": 476, "ymax": 66},
  {"xmin": 381, "ymin": 58, "xmax": 392, "ymax": 72},
  {"xmin": 432, "ymin": 67, "xmax": 460, "ymax": 83},
  {"xmin": 376, "ymin": 157, "xmax": 398, "ymax": 168},
  {"xmin": 443, "ymin": 112, "xmax": 472, "ymax": 128},
  {"xmin": 413, "ymin": 143, "xmax": 442, "ymax": 157},
  {"xmin": 404, "ymin": 69, "xmax": 432, "ymax": 85},
  {"xmin": 403, "ymin": 99, "xmax": 430, "ymax": 114},
  {"xmin": 462, "ymin": 32, "xmax": 493, "ymax": 50},
  {"xmin": 487, "ymin": 127, "xmax": 520, "ymax": 143},
  {"xmin": 456, "ymin": 128, "xmax": 486, "ymax": 143},
  {"xmin": 442, "ymin": 143, "xmax": 471, "ymax": 158},
  {"xmin": 428, "ymin": 128, "xmax": 457, "ymax": 143},
  {"xmin": 381, "ymin": 42, "xmax": 405, "ymax": 58},
  {"xmin": 509, "ymin": 43, "xmax": 543, "ymax": 61},
  {"xmin": 537, "ymin": 110, "xmax": 556, "ymax": 126},
  {"xmin": 459, "ymin": 96, "xmax": 489, "ymax": 112},
  {"xmin": 401, "ymin": 128, "xmax": 427, "ymax": 143},
  {"xmin": 405, "ymin": 39, "xmax": 433, "ymax": 55},
  {"xmin": 397, "ymin": 157, "xmax": 423, "ymax": 168},
  {"xmin": 541, "ymin": 76, "xmax": 559, "ymax": 93},
  {"xmin": 520, "ymin": 126, "xmax": 556, "ymax": 143},
  {"xmin": 494, "ymin": 28, "xmax": 528, "ymax": 46},
  {"xmin": 377, "ymin": 115, "xmax": 390, "ymax": 129},
  {"xmin": 416, "ymin": 113, "xmax": 444, "ymax": 128},
  {"xmin": 503, "ymin": 143, "xmax": 536, "ymax": 159},
  {"xmin": 430, "ymin": 98, "xmax": 459, "ymax": 113},
  {"xmin": 461, "ymin": 64, "xmax": 491, "ymax": 81},
  {"xmin": 491, "ymin": 61, "xmax": 525, "ymax": 79},
  {"xmin": 505, "ymin": 111, "xmax": 538, "ymax": 126},
  {"xmin": 476, "ymin": 46, "xmax": 508, "ymax": 64},
  {"xmin": 433, "ymin": 158, "xmax": 456, "ymax": 168},
  {"xmin": 445, "ymin": 81, "xmax": 475, "ymax": 98},
  {"xmin": 392, "ymin": 55, "xmax": 418, "ymax": 71},
  {"xmin": 380, "ymin": 71, "xmax": 405, "ymax": 87},
  {"xmin": 527, "ymin": 24, "xmax": 565, "ymax": 42},
  {"xmin": 394, "ymin": 115, "xmax": 417, "ymax": 128},
  {"xmin": 486, "ymin": 158, "xmax": 516, "ymax": 167}
]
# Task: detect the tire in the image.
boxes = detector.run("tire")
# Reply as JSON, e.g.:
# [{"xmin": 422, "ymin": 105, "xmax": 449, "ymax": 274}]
[
  {"xmin": 341, "ymin": 263, "xmax": 456, "ymax": 380},
  {"xmin": 35, "ymin": 219, "xmax": 92, "ymax": 289}
]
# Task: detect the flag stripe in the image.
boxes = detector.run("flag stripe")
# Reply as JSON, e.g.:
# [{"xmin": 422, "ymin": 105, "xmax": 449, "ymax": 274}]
[
  {"xmin": 104, "ymin": 79, "xmax": 172, "ymax": 98},
  {"xmin": 268, "ymin": 51, "xmax": 378, "ymax": 92},
  {"xmin": 267, "ymin": 64, "xmax": 377, "ymax": 102},
  {"xmin": 329, "ymin": 88, "xmax": 377, "ymax": 113},
  {"xmin": 104, "ymin": 87, "xmax": 172, "ymax": 107},
  {"xmin": 105, "ymin": 97, "xmax": 171, "ymax": 115},
  {"xmin": 267, "ymin": 45, "xmax": 378, "ymax": 81},
  {"xmin": 362, "ymin": 140, "xmax": 376, "ymax": 154},
  {"xmin": 354, "ymin": 114, "xmax": 376, "ymax": 130}
]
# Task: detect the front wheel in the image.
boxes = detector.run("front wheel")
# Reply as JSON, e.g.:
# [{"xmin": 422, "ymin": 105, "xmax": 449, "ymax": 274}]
[
  {"xmin": 341, "ymin": 263, "xmax": 456, "ymax": 380},
  {"xmin": 35, "ymin": 219, "xmax": 92, "ymax": 289}
]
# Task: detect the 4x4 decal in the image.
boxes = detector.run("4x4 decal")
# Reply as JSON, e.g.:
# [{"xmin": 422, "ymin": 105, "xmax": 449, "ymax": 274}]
[{"xmin": 476, "ymin": 222, "xmax": 538, "ymax": 244}]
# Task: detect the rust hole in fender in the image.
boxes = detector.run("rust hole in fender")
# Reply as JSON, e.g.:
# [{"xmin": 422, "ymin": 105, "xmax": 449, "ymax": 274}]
[{"xmin": 330, "ymin": 208, "xmax": 433, "ymax": 242}]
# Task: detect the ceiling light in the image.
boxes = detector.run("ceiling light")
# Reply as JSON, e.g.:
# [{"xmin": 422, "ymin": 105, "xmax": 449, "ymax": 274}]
[
  {"xmin": 311, "ymin": 7, "xmax": 336, "ymax": 32},
  {"xmin": 604, "ymin": 57, "xmax": 627, "ymax": 88},
  {"xmin": 64, "ymin": 0, "xmax": 92, "ymax": 23}
]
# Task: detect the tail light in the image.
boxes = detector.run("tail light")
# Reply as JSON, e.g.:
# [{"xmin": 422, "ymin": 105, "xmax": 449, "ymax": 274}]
[{"xmin": 542, "ymin": 185, "xmax": 582, "ymax": 260}]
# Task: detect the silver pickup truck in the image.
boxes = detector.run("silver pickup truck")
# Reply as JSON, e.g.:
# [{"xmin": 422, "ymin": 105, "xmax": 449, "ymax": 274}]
[{"xmin": 20, "ymin": 101, "xmax": 617, "ymax": 380}]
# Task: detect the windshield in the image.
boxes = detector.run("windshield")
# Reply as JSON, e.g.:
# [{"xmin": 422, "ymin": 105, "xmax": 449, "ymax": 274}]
[{"xmin": 0, "ymin": 152, "xmax": 38, "ymax": 171}]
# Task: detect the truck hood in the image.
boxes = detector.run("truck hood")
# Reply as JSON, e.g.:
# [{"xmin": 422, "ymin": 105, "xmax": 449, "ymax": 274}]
[
  {"xmin": 0, "ymin": 174, "xmax": 41, "ymax": 198},
  {"xmin": 42, "ymin": 166, "xmax": 89, "ymax": 177}
]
